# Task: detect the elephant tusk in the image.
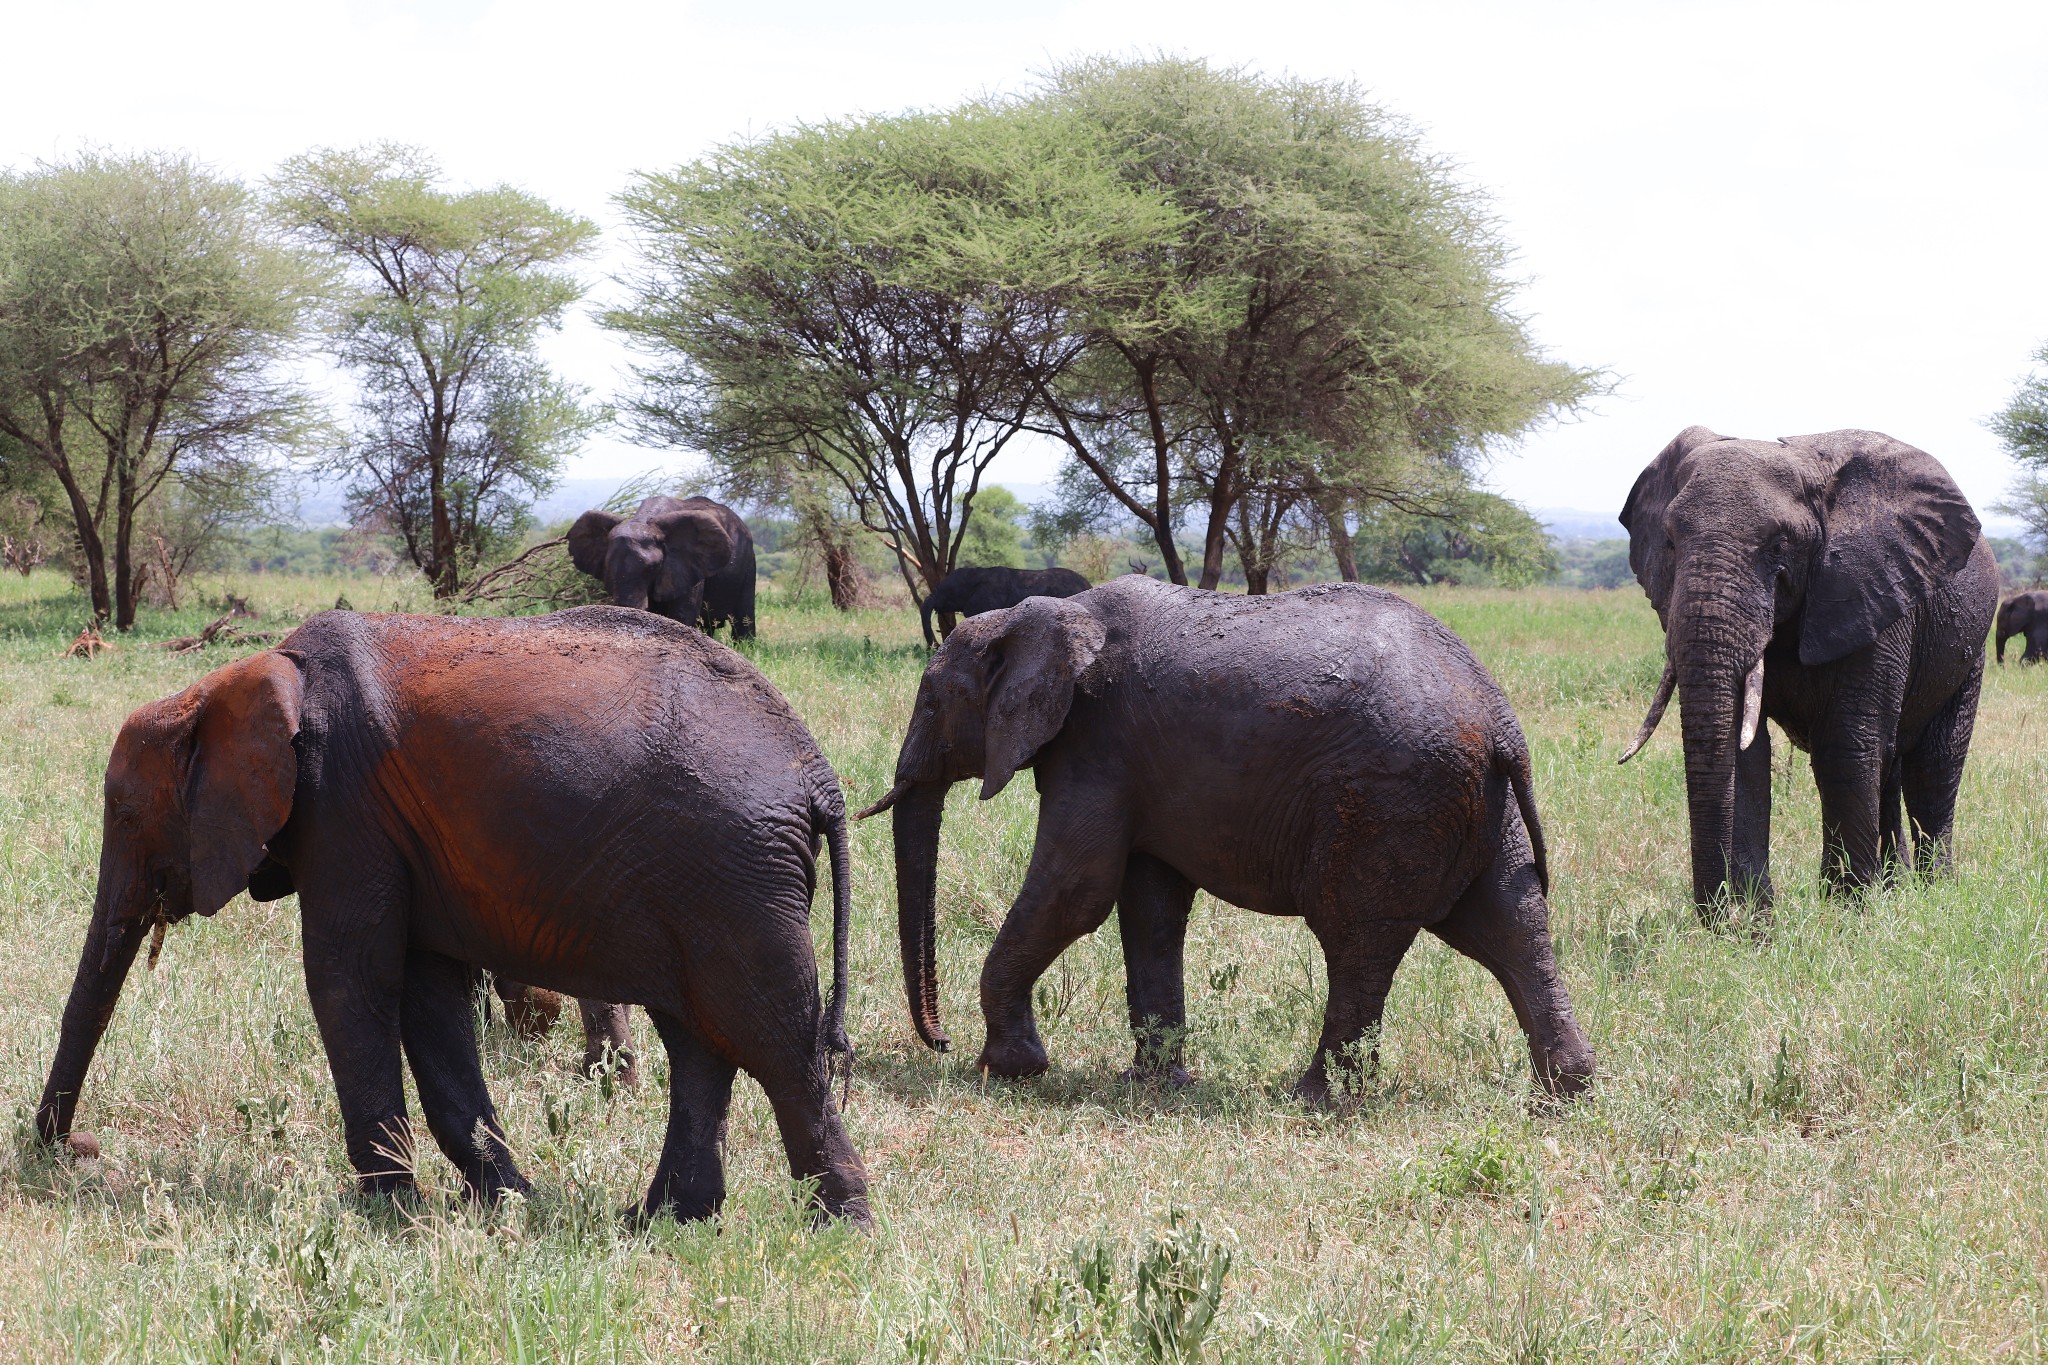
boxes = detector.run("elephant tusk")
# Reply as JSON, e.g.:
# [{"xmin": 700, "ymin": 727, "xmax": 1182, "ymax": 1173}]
[
  {"xmin": 855, "ymin": 781, "xmax": 911, "ymax": 821},
  {"xmin": 1618, "ymin": 659, "xmax": 1677, "ymax": 764},
  {"xmin": 1740, "ymin": 656, "xmax": 1765, "ymax": 751}
]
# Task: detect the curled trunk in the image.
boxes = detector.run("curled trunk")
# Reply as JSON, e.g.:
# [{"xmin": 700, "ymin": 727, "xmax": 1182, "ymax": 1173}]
[{"xmin": 890, "ymin": 781, "xmax": 952, "ymax": 1052}]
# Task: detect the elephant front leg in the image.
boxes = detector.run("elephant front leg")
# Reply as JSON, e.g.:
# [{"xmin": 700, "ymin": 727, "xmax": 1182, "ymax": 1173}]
[
  {"xmin": 300, "ymin": 891, "xmax": 415, "ymax": 1198},
  {"xmin": 403, "ymin": 949, "xmax": 529, "ymax": 1201},
  {"xmin": 978, "ymin": 812, "xmax": 1128, "ymax": 1080},
  {"xmin": 1116, "ymin": 852, "xmax": 1197, "ymax": 1086}
]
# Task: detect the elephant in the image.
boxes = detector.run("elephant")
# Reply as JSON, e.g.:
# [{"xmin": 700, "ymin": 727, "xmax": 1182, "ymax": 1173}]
[
  {"xmin": 570, "ymin": 495, "xmax": 757, "ymax": 640},
  {"xmin": 1618, "ymin": 426, "xmax": 1997, "ymax": 913},
  {"xmin": 920, "ymin": 565, "xmax": 1090, "ymax": 648},
  {"xmin": 1996, "ymin": 591, "xmax": 2048, "ymax": 664},
  {"xmin": 861, "ymin": 577, "xmax": 1595, "ymax": 1103},
  {"xmin": 485, "ymin": 976, "xmax": 635, "ymax": 1084},
  {"xmin": 34, "ymin": 607, "xmax": 868, "ymax": 1225}
]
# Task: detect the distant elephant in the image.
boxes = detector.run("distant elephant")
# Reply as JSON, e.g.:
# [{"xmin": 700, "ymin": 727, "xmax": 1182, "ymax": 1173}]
[
  {"xmin": 36, "ymin": 608, "xmax": 867, "ymax": 1224},
  {"xmin": 570, "ymin": 495, "xmax": 757, "ymax": 640},
  {"xmin": 920, "ymin": 565, "xmax": 1090, "ymax": 648},
  {"xmin": 862, "ymin": 578, "xmax": 1594, "ymax": 1103},
  {"xmin": 486, "ymin": 977, "xmax": 635, "ymax": 1084},
  {"xmin": 1618, "ymin": 426, "xmax": 1997, "ymax": 913},
  {"xmin": 1996, "ymin": 591, "xmax": 2048, "ymax": 664}
]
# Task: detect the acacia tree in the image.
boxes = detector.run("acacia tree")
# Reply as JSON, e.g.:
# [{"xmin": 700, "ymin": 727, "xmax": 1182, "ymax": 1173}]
[
  {"xmin": 1022, "ymin": 58, "xmax": 1596, "ymax": 591},
  {"xmin": 272, "ymin": 145, "xmax": 600, "ymax": 597},
  {"xmin": 0, "ymin": 153, "xmax": 317, "ymax": 627},
  {"xmin": 608, "ymin": 110, "xmax": 1166, "ymax": 605},
  {"xmin": 1991, "ymin": 339, "xmax": 2048, "ymax": 562}
]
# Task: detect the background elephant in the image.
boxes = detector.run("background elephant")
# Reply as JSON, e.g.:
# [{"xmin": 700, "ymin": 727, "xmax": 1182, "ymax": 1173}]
[
  {"xmin": 36, "ymin": 607, "xmax": 866, "ymax": 1224},
  {"xmin": 1618, "ymin": 426, "xmax": 1997, "ymax": 913},
  {"xmin": 919, "ymin": 565, "xmax": 1090, "ymax": 648},
  {"xmin": 862, "ymin": 578, "xmax": 1594, "ymax": 1102},
  {"xmin": 1996, "ymin": 591, "xmax": 2048, "ymax": 663},
  {"xmin": 487, "ymin": 977, "xmax": 635, "ymax": 1084},
  {"xmin": 570, "ymin": 495, "xmax": 757, "ymax": 640}
]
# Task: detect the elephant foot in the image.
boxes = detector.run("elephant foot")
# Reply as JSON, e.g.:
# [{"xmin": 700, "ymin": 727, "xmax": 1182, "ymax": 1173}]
[
  {"xmin": 976, "ymin": 1032, "xmax": 1049, "ymax": 1080},
  {"xmin": 462, "ymin": 1161, "xmax": 533, "ymax": 1205},
  {"xmin": 1530, "ymin": 1043, "xmax": 1596, "ymax": 1110},
  {"xmin": 1118, "ymin": 1061, "xmax": 1196, "ymax": 1089}
]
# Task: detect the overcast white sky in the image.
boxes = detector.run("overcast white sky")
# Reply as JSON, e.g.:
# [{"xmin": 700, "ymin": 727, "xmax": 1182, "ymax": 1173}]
[{"xmin": 7, "ymin": 0, "xmax": 2045, "ymax": 524}]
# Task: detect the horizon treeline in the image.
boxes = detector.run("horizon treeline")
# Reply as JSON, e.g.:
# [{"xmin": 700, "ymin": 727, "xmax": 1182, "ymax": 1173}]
[{"xmin": 2, "ymin": 56, "xmax": 2040, "ymax": 623}]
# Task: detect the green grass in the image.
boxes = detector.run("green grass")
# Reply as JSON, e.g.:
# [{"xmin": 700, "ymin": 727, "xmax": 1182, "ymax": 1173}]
[{"xmin": 0, "ymin": 571, "xmax": 2043, "ymax": 1361}]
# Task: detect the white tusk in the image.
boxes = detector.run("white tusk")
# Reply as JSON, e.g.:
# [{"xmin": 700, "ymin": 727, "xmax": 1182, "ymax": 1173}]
[
  {"xmin": 1739, "ymin": 656, "xmax": 1764, "ymax": 750},
  {"xmin": 1618, "ymin": 658, "xmax": 1677, "ymax": 764}
]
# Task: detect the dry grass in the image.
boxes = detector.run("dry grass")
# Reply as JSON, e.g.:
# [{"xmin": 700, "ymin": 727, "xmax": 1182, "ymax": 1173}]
[{"xmin": 0, "ymin": 572, "xmax": 2041, "ymax": 1361}]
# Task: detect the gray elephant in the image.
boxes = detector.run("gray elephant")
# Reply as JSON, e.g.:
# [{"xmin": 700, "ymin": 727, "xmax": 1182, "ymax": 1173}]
[
  {"xmin": 919, "ymin": 565, "xmax": 1091, "ymax": 648},
  {"xmin": 861, "ymin": 577, "xmax": 1594, "ymax": 1103},
  {"xmin": 570, "ymin": 495, "xmax": 757, "ymax": 640},
  {"xmin": 1618, "ymin": 426, "xmax": 1997, "ymax": 912},
  {"xmin": 1996, "ymin": 591, "xmax": 2048, "ymax": 664}
]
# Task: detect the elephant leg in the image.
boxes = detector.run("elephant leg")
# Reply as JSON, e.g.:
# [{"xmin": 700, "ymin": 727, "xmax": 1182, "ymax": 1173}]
[
  {"xmin": 675, "ymin": 916, "xmax": 870, "ymax": 1226},
  {"xmin": 1877, "ymin": 756, "xmax": 1906, "ymax": 877},
  {"xmin": 638, "ymin": 1009, "xmax": 737, "ymax": 1223},
  {"xmin": 1295, "ymin": 919, "xmax": 1419, "ymax": 1105},
  {"xmin": 1731, "ymin": 719, "xmax": 1775, "ymax": 907},
  {"xmin": 1902, "ymin": 667, "xmax": 1981, "ymax": 877},
  {"xmin": 578, "ymin": 998, "xmax": 638, "ymax": 1087},
  {"xmin": 492, "ymin": 976, "xmax": 565, "ymax": 1040},
  {"xmin": 1116, "ymin": 851, "xmax": 1197, "ymax": 1086},
  {"xmin": 299, "ymin": 878, "xmax": 415, "ymax": 1197},
  {"xmin": 977, "ymin": 807, "xmax": 1129, "ymax": 1079},
  {"xmin": 402, "ymin": 949, "xmax": 529, "ymax": 1201},
  {"xmin": 1426, "ymin": 801, "xmax": 1595, "ymax": 1102}
]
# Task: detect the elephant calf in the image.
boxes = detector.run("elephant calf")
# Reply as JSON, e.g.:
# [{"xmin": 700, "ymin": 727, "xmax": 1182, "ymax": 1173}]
[
  {"xmin": 920, "ymin": 565, "xmax": 1090, "ymax": 648},
  {"xmin": 1997, "ymin": 591, "xmax": 2048, "ymax": 664},
  {"xmin": 864, "ymin": 577, "xmax": 1595, "ymax": 1102},
  {"xmin": 36, "ymin": 607, "xmax": 866, "ymax": 1224}
]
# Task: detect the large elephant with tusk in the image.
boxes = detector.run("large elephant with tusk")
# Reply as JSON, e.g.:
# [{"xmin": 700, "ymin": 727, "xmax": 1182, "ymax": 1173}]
[{"xmin": 1618, "ymin": 426, "xmax": 1997, "ymax": 914}]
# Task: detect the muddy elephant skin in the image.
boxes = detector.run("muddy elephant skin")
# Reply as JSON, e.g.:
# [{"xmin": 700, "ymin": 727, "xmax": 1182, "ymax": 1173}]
[
  {"xmin": 35, "ymin": 607, "xmax": 867, "ymax": 1224},
  {"xmin": 1619, "ymin": 426, "xmax": 1997, "ymax": 913},
  {"xmin": 866, "ymin": 576, "xmax": 1595, "ymax": 1104}
]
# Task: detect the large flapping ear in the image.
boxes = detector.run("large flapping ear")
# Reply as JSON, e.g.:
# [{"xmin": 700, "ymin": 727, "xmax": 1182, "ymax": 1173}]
[
  {"xmin": 566, "ymin": 510, "xmax": 622, "ymax": 579},
  {"xmin": 1620, "ymin": 425, "xmax": 1726, "ymax": 619},
  {"xmin": 977, "ymin": 596, "xmax": 1107, "ymax": 801},
  {"xmin": 1787, "ymin": 431, "xmax": 1982, "ymax": 665},
  {"xmin": 184, "ymin": 651, "xmax": 303, "ymax": 917},
  {"xmin": 653, "ymin": 507, "xmax": 736, "ymax": 603}
]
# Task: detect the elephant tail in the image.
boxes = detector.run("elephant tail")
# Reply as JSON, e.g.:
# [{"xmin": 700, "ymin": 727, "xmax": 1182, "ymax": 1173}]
[
  {"xmin": 1495, "ymin": 731, "xmax": 1550, "ymax": 898},
  {"xmin": 817, "ymin": 792, "xmax": 855, "ymax": 1064}
]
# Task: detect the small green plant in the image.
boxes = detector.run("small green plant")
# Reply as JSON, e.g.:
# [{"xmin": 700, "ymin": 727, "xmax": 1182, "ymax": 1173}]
[
  {"xmin": 234, "ymin": 1094, "xmax": 289, "ymax": 1143},
  {"xmin": 1742, "ymin": 1032, "xmax": 1810, "ymax": 1124},
  {"xmin": 1207, "ymin": 962, "xmax": 1242, "ymax": 994},
  {"xmin": 1032, "ymin": 1214, "xmax": 1232, "ymax": 1361},
  {"xmin": 1419, "ymin": 1127, "xmax": 1529, "ymax": 1200}
]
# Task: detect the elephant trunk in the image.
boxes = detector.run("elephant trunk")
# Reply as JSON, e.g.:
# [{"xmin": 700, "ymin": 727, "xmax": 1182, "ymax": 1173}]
[
  {"xmin": 36, "ymin": 851, "xmax": 153, "ymax": 1147},
  {"xmin": 890, "ymin": 781, "xmax": 953, "ymax": 1052},
  {"xmin": 1672, "ymin": 587, "xmax": 1771, "ymax": 911}
]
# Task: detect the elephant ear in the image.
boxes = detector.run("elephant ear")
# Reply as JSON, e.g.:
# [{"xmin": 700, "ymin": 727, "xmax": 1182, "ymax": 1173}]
[
  {"xmin": 184, "ymin": 651, "xmax": 303, "ymax": 917},
  {"xmin": 1620, "ymin": 425, "xmax": 1726, "ymax": 619},
  {"xmin": 567, "ymin": 510, "xmax": 621, "ymax": 579},
  {"xmin": 652, "ymin": 507, "xmax": 735, "ymax": 603},
  {"xmin": 977, "ymin": 596, "xmax": 1107, "ymax": 801},
  {"xmin": 1791, "ymin": 431, "xmax": 1981, "ymax": 665}
]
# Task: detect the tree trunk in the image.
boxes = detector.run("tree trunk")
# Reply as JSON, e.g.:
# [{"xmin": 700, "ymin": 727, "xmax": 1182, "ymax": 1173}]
[
  {"xmin": 1135, "ymin": 360, "xmax": 1188, "ymax": 587},
  {"xmin": 44, "ymin": 457, "xmax": 112, "ymax": 620},
  {"xmin": 112, "ymin": 481, "xmax": 137, "ymax": 631},
  {"xmin": 1197, "ymin": 438, "xmax": 1243, "ymax": 591},
  {"xmin": 1321, "ymin": 494, "xmax": 1358, "ymax": 582},
  {"xmin": 804, "ymin": 505, "xmax": 863, "ymax": 611}
]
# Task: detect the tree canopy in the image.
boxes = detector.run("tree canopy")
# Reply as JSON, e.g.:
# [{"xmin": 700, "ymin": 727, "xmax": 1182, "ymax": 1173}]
[
  {"xmin": 1991, "ymin": 338, "xmax": 2048, "ymax": 562},
  {"xmin": 272, "ymin": 145, "xmax": 601, "ymax": 597},
  {"xmin": 0, "ymin": 152, "xmax": 318, "ymax": 626}
]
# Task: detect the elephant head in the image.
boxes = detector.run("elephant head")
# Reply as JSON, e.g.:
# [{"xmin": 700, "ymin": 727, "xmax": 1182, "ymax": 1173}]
[
  {"xmin": 857, "ymin": 597, "xmax": 1106, "ymax": 1052},
  {"xmin": 568, "ymin": 496, "xmax": 734, "ymax": 627},
  {"xmin": 36, "ymin": 650, "xmax": 301, "ymax": 1150},
  {"xmin": 1618, "ymin": 427, "xmax": 1979, "ymax": 905},
  {"xmin": 1996, "ymin": 594, "xmax": 2036, "ymax": 664}
]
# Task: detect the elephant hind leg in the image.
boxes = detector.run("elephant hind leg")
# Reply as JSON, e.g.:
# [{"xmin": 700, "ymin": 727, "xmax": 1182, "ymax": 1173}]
[
  {"xmin": 1426, "ymin": 800, "xmax": 1594, "ymax": 1102},
  {"xmin": 404, "ymin": 949, "xmax": 529, "ymax": 1201},
  {"xmin": 1116, "ymin": 852, "xmax": 1198, "ymax": 1086},
  {"xmin": 1295, "ymin": 918, "xmax": 1421, "ymax": 1105},
  {"xmin": 639, "ymin": 1009, "xmax": 737, "ymax": 1223},
  {"xmin": 1902, "ymin": 667, "xmax": 1983, "ymax": 876}
]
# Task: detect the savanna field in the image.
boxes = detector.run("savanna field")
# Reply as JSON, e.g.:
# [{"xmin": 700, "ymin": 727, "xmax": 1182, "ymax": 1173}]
[{"xmin": 0, "ymin": 571, "xmax": 2042, "ymax": 1362}]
